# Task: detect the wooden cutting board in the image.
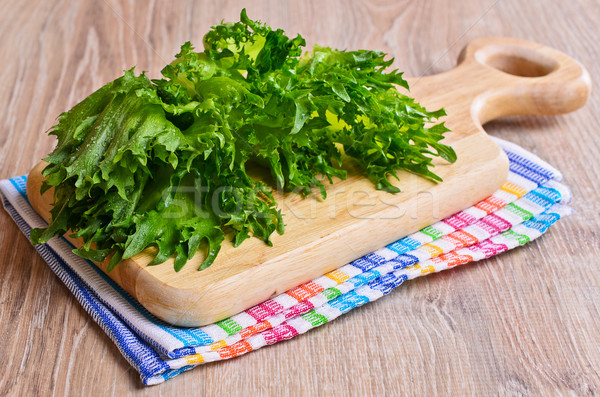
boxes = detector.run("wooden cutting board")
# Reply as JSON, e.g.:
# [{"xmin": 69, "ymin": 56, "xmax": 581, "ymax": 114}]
[{"xmin": 27, "ymin": 37, "xmax": 590, "ymax": 326}]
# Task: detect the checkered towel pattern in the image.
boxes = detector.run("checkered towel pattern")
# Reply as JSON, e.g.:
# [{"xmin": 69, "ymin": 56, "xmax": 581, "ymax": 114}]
[{"xmin": 0, "ymin": 137, "xmax": 572, "ymax": 385}]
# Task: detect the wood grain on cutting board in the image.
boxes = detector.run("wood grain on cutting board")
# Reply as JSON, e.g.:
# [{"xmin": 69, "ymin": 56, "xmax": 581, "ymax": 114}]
[{"xmin": 26, "ymin": 37, "xmax": 589, "ymax": 326}]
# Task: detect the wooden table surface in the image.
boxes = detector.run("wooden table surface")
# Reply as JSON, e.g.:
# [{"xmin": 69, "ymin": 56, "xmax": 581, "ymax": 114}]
[{"xmin": 1, "ymin": 0, "xmax": 599, "ymax": 395}]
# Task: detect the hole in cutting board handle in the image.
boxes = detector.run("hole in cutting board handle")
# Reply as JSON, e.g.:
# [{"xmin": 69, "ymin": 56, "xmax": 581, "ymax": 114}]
[
  {"xmin": 456, "ymin": 38, "xmax": 590, "ymax": 123},
  {"xmin": 474, "ymin": 44, "xmax": 560, "ymax": 77}
]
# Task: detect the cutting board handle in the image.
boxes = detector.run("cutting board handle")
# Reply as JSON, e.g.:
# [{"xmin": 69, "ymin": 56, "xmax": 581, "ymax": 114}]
[{"xmin": 455, "ymin": 37, "xmax": 591, "ymax": 124}]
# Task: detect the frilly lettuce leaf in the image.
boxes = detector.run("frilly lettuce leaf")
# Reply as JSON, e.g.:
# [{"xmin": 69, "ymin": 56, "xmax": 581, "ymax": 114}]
[{"xmin": 31, "ymin": 9, "xmax": 455, "ymax": 271}]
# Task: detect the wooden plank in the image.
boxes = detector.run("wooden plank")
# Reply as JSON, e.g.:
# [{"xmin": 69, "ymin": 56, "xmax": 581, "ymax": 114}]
[
  {"xmin": 1, "ymin": 0, "xmax": 599, "ymax": 394},
  {"xmin": 27, "ymin": 37, "xmax": 589, "ymax": 326}
]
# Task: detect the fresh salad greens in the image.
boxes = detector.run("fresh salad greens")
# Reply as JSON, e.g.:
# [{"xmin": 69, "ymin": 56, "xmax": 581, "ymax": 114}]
[{"xmin": 31, "ymin": 9, "xmax": 456, "ymax": 271}]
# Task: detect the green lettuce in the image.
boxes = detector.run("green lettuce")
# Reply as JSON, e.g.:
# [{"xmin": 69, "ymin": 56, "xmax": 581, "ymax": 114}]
[{"xmin": 31, "ymin": 9, "xmax": 456, "ymax": 271}]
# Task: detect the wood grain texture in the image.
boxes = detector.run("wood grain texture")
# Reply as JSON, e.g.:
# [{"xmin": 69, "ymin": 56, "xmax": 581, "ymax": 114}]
[
  {"xmin": 1, "ymin": 0, "xmax": 599, "ymax": 394},
  {"xmin": 22, "ymin": 35, "xmax": 591, "ymax": 327}
]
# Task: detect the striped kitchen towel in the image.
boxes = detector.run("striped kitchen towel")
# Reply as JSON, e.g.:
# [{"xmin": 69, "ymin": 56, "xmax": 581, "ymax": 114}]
[{"xmin": 0, "ymin": 137, "xmax": 573, "ymax": 385}]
